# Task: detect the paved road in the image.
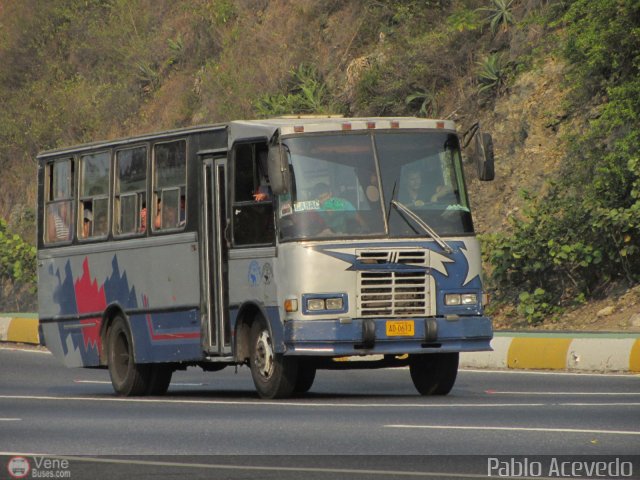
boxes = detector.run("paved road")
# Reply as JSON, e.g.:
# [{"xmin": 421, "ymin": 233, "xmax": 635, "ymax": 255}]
[{"xmin": 1, "ymin": 344, "xmax": 639, "ymax": 479}]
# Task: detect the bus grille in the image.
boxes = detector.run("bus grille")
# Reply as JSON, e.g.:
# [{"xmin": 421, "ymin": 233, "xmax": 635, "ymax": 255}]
[{"xmin": 356, "ymin": 250, "xmax": 430, "ymax": 318}]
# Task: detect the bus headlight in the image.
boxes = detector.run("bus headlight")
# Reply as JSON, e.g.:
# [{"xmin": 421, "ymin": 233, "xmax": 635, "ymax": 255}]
[
  {"xmin": 325, "ymin": 297, "xmax": 344, "ymax": 310},
  {"xmin": 306, "ymin": 298, "xmax": 326, "ymax": 311},
  {"xmin": 302, "ymin": 294, "xmax": 348, "ymax": 314},
  {"xmin": 445, "ymin": 293, "xmax": 478, "ymax": 306}
]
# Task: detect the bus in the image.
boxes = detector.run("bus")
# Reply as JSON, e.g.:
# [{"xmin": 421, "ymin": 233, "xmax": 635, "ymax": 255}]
[{"xmin": 37, "ymin": 117, "xmax": 495, "ymax": 399}]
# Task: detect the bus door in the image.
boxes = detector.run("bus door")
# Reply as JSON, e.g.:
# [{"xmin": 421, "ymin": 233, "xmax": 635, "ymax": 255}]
[{"xmin": 202, "ymin": 157, "xmax": 231, "ymax": 355}]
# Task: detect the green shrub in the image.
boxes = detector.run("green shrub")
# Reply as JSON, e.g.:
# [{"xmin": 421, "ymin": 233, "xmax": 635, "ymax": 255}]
[
  {"xmin": 484, "ymin": 0, "xmax": 640, "ymax": 321},
  {"xmin": 478, "ymin": 0, "xmax": 515, "ymax": 34},
  {"xmin": 254, "ymin": 64, "xmax": 338, "ymax": 117},
  {"xmin": 446, "ymin": 7, "xmax": 482, "ymax": 33},
  {"xmin": 405, "ymin": 90, "xmax": 437, "ymax": 117},
  {"xmin": 477, "ymin": 53, "xmax": 508, "ymax": 96},
  {"xmin": 0, "ymin": 219, "xmax": 36, "ymax": 288},
  {"xmin": 517, "ymin": 288, "xmax": 559, "ymax": 325}
]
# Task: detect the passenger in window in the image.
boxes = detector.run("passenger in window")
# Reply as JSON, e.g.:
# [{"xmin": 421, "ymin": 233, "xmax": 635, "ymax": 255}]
[
  {"xmin": 403, "ymin": 170, "xmax": 428, "ymax": 207},
  {"xmin": 94, "ymin": 209, "xmax": 108, "ymax": 237},
  {"xmin": 253, "ymin": 184, "xmax": 271, "ymax": 202},
  {"xmin": 164, "ymin": 201, "xmax": 179, "ymax": 229},
  {"xmin": 429, "ymin": 183, "xmax": 455, "ymax": 203},
  {"xmin": 154, "ymin": 198, "xmax": 162, "ymax": 229},
  {"xmin": 140, "ymin": 201, "xmax": 148, "ymax": 232},
  {"xmin": 254, "ymin": 151, "xmax": 271, "ymax": 202},
  {"xmin": 310, "ymin": 183, "xmax": 352, "ymax": 235},
  {"xmin": 179, "ymin": 195, "xmax": 186, "ymax": 226},
  {"xmin": 365, "ymin": 171, "xmax": 381, "ymax": 204},
  {"xmin": 82, "ymin": 207, "xmax": 93, "ymax": 238},
  {"xmin": 311, "ymin": 183, "xmax": 368, "ymax": 234},
  {"xmin": 313, "ymin": 183, "xmax": 355, "ymax": 212},
  {"xmin": 48, "ymin": 202, "xmax": 71, "ymax": 242}
]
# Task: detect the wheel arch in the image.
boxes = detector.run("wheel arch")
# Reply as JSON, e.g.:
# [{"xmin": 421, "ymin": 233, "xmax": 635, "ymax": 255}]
[{"xmin": 234, "ymin": 301, "xmax": 281, "ymax": 363}]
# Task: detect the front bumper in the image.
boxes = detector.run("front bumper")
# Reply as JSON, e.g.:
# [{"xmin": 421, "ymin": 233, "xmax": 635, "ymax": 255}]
[{"xmin": 283, "ymin": 316, "xmax": 492, "ymax": 356}]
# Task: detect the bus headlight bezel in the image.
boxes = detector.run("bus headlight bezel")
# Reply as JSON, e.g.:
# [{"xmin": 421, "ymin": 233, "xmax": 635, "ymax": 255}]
[
  {"xmin": 302, "ymin": 293, "xmax": 348, "ymax": 315},
  {"xmin": 444, "ymin": 293, "xmax": 479, "ymax": 307}
]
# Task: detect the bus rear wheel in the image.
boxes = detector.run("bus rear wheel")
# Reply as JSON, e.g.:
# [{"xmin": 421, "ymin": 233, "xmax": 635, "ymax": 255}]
[
  {"xmin": 108, "ymin": 316, "xmax": 150, "ymax": 396},
  {"xmin": 147, "ymin": 364, "xmax": 173, "ymax": 395},
  {"xmin": 409, "ymin": 352, "xmax": 459, "ymax": 396},
  {"xmin": 249, "ymin": 320, "xmax": 298, "ymax": 399}
]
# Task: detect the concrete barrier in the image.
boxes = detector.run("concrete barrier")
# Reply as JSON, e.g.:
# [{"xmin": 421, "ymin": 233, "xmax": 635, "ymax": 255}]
[
  {"xmin": 1, "ymin": 315, "xmax": 639, "ymax": 373},
  {"xmin": 0, "ymin": 314, "xmax": 40, "ymax": 345},
  {"xmin": 461, "ymin": 331, "xmax": 640, "ymax": 373}
]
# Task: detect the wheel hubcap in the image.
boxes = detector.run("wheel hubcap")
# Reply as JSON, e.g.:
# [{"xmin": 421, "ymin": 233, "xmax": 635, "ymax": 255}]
[{"xmin": 254, "ymin": 330, "xmax": 274, "ymax": 379}]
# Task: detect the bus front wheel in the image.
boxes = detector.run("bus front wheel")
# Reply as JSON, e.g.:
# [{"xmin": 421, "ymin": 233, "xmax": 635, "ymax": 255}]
[
  {"xmin": 249, "ymin": 320, "xmax": 298, "ymax": 399},
  {"xmin": 409, "ymin": 352, "xmax": 459, "ymax": 396},
  {"xmin": 294, "ymin": 361, "xmax": 316, "ymax": 394}
]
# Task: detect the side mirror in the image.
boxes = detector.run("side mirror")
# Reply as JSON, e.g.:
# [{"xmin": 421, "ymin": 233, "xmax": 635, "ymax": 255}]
[
  {"xmin": 475, "ymin": 131, "xmax": 495, "ymax": 181},
  {"xmin": 267, "ymin": 145, "xmax": 290, "ymax": 195}
]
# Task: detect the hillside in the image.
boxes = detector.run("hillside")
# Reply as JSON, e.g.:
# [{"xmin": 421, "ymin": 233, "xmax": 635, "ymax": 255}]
[{"xmin": 0, "ymin": 0, "xmax": 639, "ymax": 331}]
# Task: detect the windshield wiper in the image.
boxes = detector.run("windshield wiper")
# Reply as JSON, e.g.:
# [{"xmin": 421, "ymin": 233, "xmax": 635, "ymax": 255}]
[{"xmin": 390, "ymin": 200, "xmax": 453, "ymax": 254}]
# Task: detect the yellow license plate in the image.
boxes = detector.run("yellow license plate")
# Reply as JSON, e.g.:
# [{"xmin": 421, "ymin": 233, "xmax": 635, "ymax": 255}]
[{"xmin": 386, "ymin": 320, "xmax": 415, "ymax": 337}]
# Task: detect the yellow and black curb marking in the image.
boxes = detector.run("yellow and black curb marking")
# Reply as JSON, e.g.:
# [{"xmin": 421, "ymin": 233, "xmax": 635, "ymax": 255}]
[
  {"xmin": 0, "ymin": 314, "xmax": 39, "ymax": 345},
  {"xmin": 462, "ymin": 332, "xmax": 640, "ymax": 373}
]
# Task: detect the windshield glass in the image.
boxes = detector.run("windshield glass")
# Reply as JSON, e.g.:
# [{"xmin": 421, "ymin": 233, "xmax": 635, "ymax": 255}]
[
  {"xmin": 377, "ymin": 131, "xmax": 473, "ymax": 237},
  {"xmin": 276, "ymin": 131, "xmax": 473, "ymax": 241}
]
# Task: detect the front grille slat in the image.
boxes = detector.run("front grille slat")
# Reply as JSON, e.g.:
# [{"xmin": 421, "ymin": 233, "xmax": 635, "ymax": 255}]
[{"xmin": 357, "ymin": 249, "xmax": 430, "ymax": 318}]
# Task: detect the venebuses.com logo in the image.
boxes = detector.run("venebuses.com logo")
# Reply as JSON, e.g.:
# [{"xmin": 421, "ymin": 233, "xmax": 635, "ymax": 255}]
[
  {"xmin": 6, "ymin": 456, "xmax": 71, "ymax": 478},
  {"xmin": 7, "ymin": 457, "xmax": 30, "ymax": 479}
]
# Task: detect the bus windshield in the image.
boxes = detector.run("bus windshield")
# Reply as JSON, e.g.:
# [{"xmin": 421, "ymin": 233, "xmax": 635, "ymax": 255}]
[{"xmin": 277, "ymin": 131, "xmax": 473, "ymax": 241}]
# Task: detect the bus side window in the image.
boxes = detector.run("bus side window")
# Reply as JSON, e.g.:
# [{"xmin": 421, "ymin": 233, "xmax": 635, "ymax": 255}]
[
  {"xmin": 232, "ymin": 143, "xmax": 275, "ymax": 247},
  {"xmin": 44, "ymin": 159, "xmax": 74, "ymax": 244},
  {"xmin": 234, "ymin": 144, "xmax": 255, "ymax": 202},
  {"xmin": 115, "ymin": 146, "xmax": 147, "ymax": 236},
  {"xmin": 153, "ymin": 140, "xmax": 186, "ymax": 232},
  {"xmin": 154, "ymin": 188, "xmax": 181, "ymax": 230},
  {"xmin": 79, "ymin": 151, "xmax": 110, "ymax": 240}
]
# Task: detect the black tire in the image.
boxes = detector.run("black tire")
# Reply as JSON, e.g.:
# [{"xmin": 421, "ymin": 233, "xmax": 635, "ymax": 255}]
[
  {"xmin": 294, "ymin": 362, "xmax": 316, "ymax": 394},
  {"xmin": 146, "ymin": 364, "xmax": 173, "ymax": 395},
  {"xmin": 409, "ymin": 352, "xmax": 459, "ymax": 396},
  {"xmin": 249, "ymin": 320, "xmax": 298, "ymax": 399},
  {"xmin": 107, "ymin": 316, "xmax": 152, "ymax": 396}
]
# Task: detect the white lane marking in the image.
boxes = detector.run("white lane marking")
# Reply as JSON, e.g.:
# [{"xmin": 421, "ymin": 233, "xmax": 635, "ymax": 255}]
[
  {"xmin": 463, "ymin": 368, "xmax": 640, "ymax": 378},
  {"xmin": 0, "ymin": 418, "xmax": 21, "ymax": 421},
  {"xmin": 487, "ymin": 390, "xmax": 640, "ymax": 395},
  {"xmin": 1, "ymin": 394, "xmax": 638, "ymax": 408},
  {"xmin": 0, "ymin": 453, "xmax": 489, "ymax": 478},
  {"xmin": 73, "ymin": 380, "xmax": 111, "ymax": 384},
  {"xmin": 0, "ymin": 394, "xmax": 546, "ymax": 408},
  {"xmin": 73, "ymin": 380, "xmax": 206, "ymax": 387},
  {"xmin": 0, "ymin": 345, "xmax": 51, "ymax": 354},
  {"xmin": 386, "ymin": 425, "xmax": 640, "ymax": 436}
]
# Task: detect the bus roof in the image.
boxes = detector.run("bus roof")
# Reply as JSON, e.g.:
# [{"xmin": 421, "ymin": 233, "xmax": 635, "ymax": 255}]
[
  {"xmin": 228, "ymin": 117, "xmax": 456, "ymax": 144},
  {"xmin": 37, "ymin": 117, "xmax": 456, "ymax": 160}
]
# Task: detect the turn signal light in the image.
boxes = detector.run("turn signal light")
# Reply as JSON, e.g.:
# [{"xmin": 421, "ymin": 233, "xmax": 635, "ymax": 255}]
[{"xmin": 284, "ymin": 298, "xmax": 298, "ymax": 312}]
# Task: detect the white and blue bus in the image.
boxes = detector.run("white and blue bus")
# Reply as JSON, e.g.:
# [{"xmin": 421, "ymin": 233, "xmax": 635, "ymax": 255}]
[{"xmin": 37, "ymin": 117, "xmax": 495, "ymax": 398}]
